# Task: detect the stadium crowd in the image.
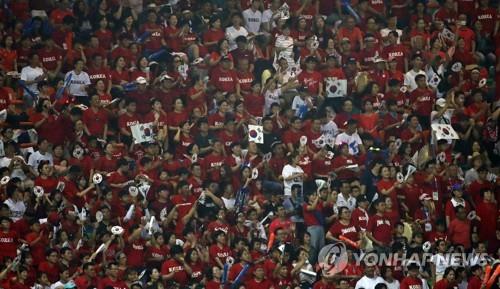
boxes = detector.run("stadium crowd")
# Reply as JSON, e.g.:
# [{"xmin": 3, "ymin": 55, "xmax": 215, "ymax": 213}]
[{"xmin": 0, "ymin": 0, "xmax": 499, "ymax": 289}]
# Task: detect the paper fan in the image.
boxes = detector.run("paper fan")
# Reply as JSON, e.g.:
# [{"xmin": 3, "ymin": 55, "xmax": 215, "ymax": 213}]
[
  {"xmin": 451, "ymin": 62, "xmax": 462, "ymax": 72},
  {"xmin": 111, "ymin": 226, "xmax": 124, "ymax": 235},
  {"xmin": 33, "ymin": 186, "xmax": 44, "ymax": 197},
  {"xmin": 92, "ymin": 173, "xmax": 103, "ymax": 184}
]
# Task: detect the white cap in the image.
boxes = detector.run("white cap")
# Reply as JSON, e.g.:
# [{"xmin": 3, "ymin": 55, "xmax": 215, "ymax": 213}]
[{"xmin": 136, "ymin": 77, "xmax": 147, "ymax": 84}]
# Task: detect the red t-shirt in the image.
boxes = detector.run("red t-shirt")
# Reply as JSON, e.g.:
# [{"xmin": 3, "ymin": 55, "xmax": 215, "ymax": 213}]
[
  {"xmin": 409, "ymin": 87, "xmax": 435, "ymax": 116},
  {"xmin": 118, "ymin": 113, "xmax": 140, "ymax": 134},
  {"xmin": 351, "ymin": 208, "xmax": 369, "ymax": 230},
  {"xmin": 208, "ymin": 244, "xmax": 232, "ymax": 267},
  {"xmin": 39, "ymin": 48, "xmax": 63, "ymax": 71},
  {"xmin": 383, "ymin": 44, "xmax": 408, "ymax": 72},
  {"xmin": 302, "ymin": 201, "xmax": 324, "ymax": 226},
  {"xmin": 87, "ymin": 66, "xmax": 112, "ymax": 86},
  {"xmin": 0, "ymin": 230, "xmax": 18, "ymax": 261},
  {"xmin": 141, "ymin": 23, "xmax": 164, "ymax": 51},
  {"xmin": 82, "ymin": 107, "xmax": 108, "ymax": 136},
  {"xmin": 244, "ymin": 93, "xmax": 265, "ymax": 117},
  {"xmin": 448, "ymin": 218, "xmax": 471, "ymax": 249},
  {"xmin": 367, "ymin": 213, "xmax": 393, "ymax": 246},
  {"xmin": 329, "ymin": 220, "xmax": 359, "ymax": 243},
  {"xmin": 98, "ymin": 277, "xmax": 128, "ymax": 289},
  {"xmin": 474, "ymin": 7, "xmax": 498, "ymax": 34},
  {"xmin": 400, "ymin": 276, "xmax": 423, "ymax": 289},
  {"xmin": 210, "ymin": 67, "xmax": 238, "ymax": 93},
  {"xmin": 245, "ymin": 278, "xmax": 274, "ymax": 289},
  {"xmin": 298, "ymin": 70, "xmax": 323, "ymax": 95},
  {"xmin": 38, "ymin": 261, "xmax": 60, "ymax": 283},
  {"xmin": 95, "ymin": 29, "xmax": 113, "ymax": 50},
  {"xmin": 110, "ymin": 69, "xmax": 131, "ymax": 85}
]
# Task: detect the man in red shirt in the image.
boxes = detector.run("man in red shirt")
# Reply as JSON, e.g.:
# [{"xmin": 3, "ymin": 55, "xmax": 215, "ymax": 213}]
[
  {"xmin": 74, "ymin": 262, "xmax": 98, "ymax": 289},
  {"xmin": 38, "ymin": 249, "xmax": 60, "ymax": 283},
  {"xmin": 400, "ymin": 263, "xmax": 423, "ymax": 289},
  {"xmin": 38, "ymin": 38, "xmax": 63, "ymax": 80},
  {"xmin": 209, "ymin": 231, "xmax": 232, "ymax": 268},
  {"xmin": 202, "ymin": 140, "xmax": 226, "ymax": 182},
  {"xmin": 86, "ymin": 54, "xmax": 111, "ymax": 89},
  {"xmin": 467, "ymin": 265, "xmax": 483, "ymax": 289},
  {"xmin": 118, "ymin": 99, "xmax": 140, "ymax": 146},
  {"xmin": 448, "ymin": 206, "xmax": 471, "ymax": 250},
  {"xmin": 474, "ymin": 0, "xmax": 498, "ymax": 35},
  {"xmin": 210, "ymin": 56, "xmax": 239, "ymax": 94},
  {"xmin": 161, "ymin": 245, "xmax": 191, "ymax": 287},
  {"xmin": 244, "ymin": 265, "xmax": 273, "ymax": 289},
  {"xmin": 367, "ymin": 197, "xmax": 393, "ymax": 252},
  {"xmin": 82, "ymin": 94, "xmax": 108, "ymax": 139},
  {"xmin": 409, "ymin": 74, "xmax": 435, "ymax": 129},
  {"xmin": 298, "ymin": 56, "xmax": 324, "ymax": 99},
  {"xmin": 110, "ymin": 34, "xmax": 134, "ymax": 65},
  {"xmin": 382, "ymin": 31, "xmax": 408, "ymax": 72},
  {"xmin": 0, "ymin": 217, "xmax": 17, "ymax": 262},
  {"xmin": 434, "ymin": 0, "xmax": 458, "ymax": 25},
  {"xmin": 98, "ymin": 262, "xmax": 129, "ymax": 289},
  {"xmin": 140, "ymin": 10, "xmax": 167, "ymax": 53}
]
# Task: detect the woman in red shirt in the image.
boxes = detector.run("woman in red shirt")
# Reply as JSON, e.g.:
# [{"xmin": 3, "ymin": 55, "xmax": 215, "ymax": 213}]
[
  {"xmin": 95, "ymin": 17, "xmax": 113, "ymax": 50},
  {"xmin": 29, "ymin": 99, "xmax": 58, "ymax": 144},
  {"xmin": 130, "ymin": 56, "xmax": 151, "ymax": 82},
  {"xmin": 0, "ymin": 35, "xmax": 17, "ymax": 72},
  {"xmin": 163, "ymin": 14, "xmax": 182, "ymax": 52},
  {"xmin": 95, "ymin": 79, "xmax": 112, "ymax": 106},
  {"xmin": 377, "ymin": 165, "xmax": 401, "ymax": 212},
  {"xmin": 203, "ymin": 17, "xmax": 225, "ymax": 52},
  {"xmin": 185, "ymin": 248, "xmax": 206, "ymax": 283},
  {"xmin": 167, "ymin": 98, "xmax": 189, "ymax": 131},
  {"xmin": 434, "ymin": 268, "xmax": 457, "ymax": 289},
  {"xmin": 358, "ymin": 100, "xmax": 380, "ymax": 139},
  {"xmin": 186, "ymin": 75, "xmax": 208, "ymax": 116},
  {"xmin": 110, "ymin": 56, "xmax": 130, "ymax": 86},
  {"xmin": 291, "ymin": 17, "xmax": 310, "ymax": 47},
  {"xmin": 34, "ymin": 161, "xmax": 58, "ymax": 195},
  {"xmin": 144, "ymin": 98, "xmax": 169, "ymax": 142}
]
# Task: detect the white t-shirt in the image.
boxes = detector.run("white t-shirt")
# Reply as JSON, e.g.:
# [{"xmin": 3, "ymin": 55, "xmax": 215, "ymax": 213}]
[
  {"xmin": 264, "ymin": 88, "xmax": 282, "ymax": 115},
  {"xmin": 404, "ymin": 69, "xmax": 426, "ymax": 92},
  {"xmin": 262, "ymin": 9, "xmax": 277, "ymax": 30},
  {"xmin": 28, "ymin": 151, "xmax": 53, "ymax": 169},
  {"xmin": 222, "ymin": 197, "xmax": 236, "ymax": 211},
  {"xmin": 321, "ymin": 120, "xmax": 339, "ymax": 138},
  {"xmin": 242, "ymin": 8, "xmax": 262, "ymax": 34},
  {"xmin": 275, "ymin": 35, "xmax": 294, "ymax": 59},
  {"xmin": 65, "ymin": 70, "xmax": 91, "ymax": 96},
  {"xmin": 431, "ymin": 253, "xmax": 450, "ymax": 276},
  {"xmin": 337, "ymin": 193, "xmax": 357, "ymax": 211},
  {"xmin": 4, "ymin": 198, "xmax": 26, "ymax": 222},
  {"xmin": 282, "ymin": 164, "xmax": 304, "ymax": 196},
  {"xmin": 385, "ymin": 279, "xmax": 400, "ymax": 289},
  {"xmin": 20, "ymin": 66, "xmax": 44, "ymax": 95},
  {"xmin": 355, "ymin": 276, "xmax": 385, "ymax": 289},
  {"xmin": 335, "ymin": 132, "xmax": 363, "ymax": 155},
  {"xmin": 292, "ymin": 95, "xmax": 308, "ymax": 117},
  {"xmin": 226, "ymin": 26, "xmax": 249, "ymax": 51}
]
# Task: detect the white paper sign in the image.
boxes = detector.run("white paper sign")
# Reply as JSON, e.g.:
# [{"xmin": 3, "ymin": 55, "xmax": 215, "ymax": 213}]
[
  {"xmin": 131, "ymin": 123, "xmax": 155, "ymax": 144},
  {"xmin": 248, "ymin": 125, "xmax": 264, "ymax": 144},
  {"xmin": 431, "ymin": 124, "xmax": 459, "ymax": 140},
  {"xmin": 326, "ymin": 78, "xmax": 347, "ymax": 98}
]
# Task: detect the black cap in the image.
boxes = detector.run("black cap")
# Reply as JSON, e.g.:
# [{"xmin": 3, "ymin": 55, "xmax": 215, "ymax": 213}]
[
  {"xmin": 356, "ymin": 195, "xmax": 369, "ymax": 203},
  {"xmin": 407, "ymin": 262, "xmax": 420, "ymax": 270}
]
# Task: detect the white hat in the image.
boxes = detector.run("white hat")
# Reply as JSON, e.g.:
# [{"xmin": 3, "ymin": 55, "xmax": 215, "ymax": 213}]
[{"xmin": 136, "ymin": 77, "xmax": 147, "ymax": 84}]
